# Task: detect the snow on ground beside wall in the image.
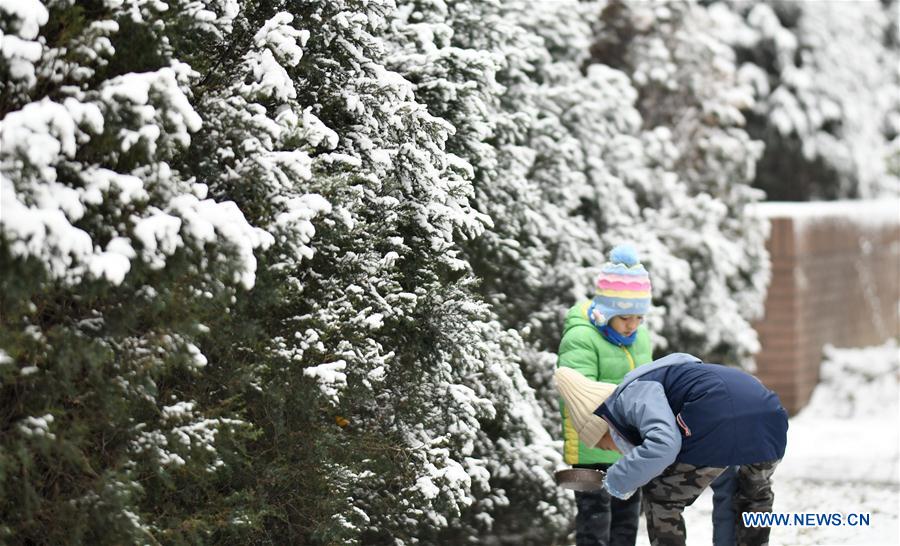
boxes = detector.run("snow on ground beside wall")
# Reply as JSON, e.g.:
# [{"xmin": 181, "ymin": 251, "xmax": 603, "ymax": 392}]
[
  {"xmin": 752, "ymin": 198, "xmax": 900, "ymax": 230},
  {"xmin": 632, "ymin": 340, "xmax": 900, "ymax": 546}
]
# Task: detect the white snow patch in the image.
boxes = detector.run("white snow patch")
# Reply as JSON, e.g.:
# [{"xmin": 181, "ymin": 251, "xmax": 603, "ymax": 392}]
[
  {"xmin": 367, "ymin": 366, "xmax": 386, "ymax": 382},
  {"xmin": 303, "ymin": 361, "xmax": 348, "ymax": 404},
  {"xmin": 0, "ymin": 0, "xmax": 49, "ymax": 40},
  {"xmin": 752, "ymin": 199, "xmax": 900, "ymax": 230},
  {"xmin": 186, "ymin": 343, "xmax": 208, "ymax": 368},
  {"xmin": 18, "ymin": 414, "xmax": 55, "ymax": 439},
  {"xmin": 162, "ymin": 401, "xmax": 195, "ymax": 420}
]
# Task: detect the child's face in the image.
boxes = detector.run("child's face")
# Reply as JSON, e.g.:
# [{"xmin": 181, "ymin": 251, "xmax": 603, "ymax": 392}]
[{"xmin": 609, "ymin": 315, "xmax": 643, "ymax": 337}]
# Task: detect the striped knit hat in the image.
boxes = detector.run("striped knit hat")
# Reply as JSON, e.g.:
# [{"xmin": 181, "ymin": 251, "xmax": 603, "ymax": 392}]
[{"xmin": 591, "ymin": 245, "xmax": 652, "ymax": 326}]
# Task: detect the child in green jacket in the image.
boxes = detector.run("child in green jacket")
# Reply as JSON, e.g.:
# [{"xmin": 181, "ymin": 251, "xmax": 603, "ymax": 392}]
[{"xmin": 558, "ymin": 244, "xmax": 653, "ymax": 546}]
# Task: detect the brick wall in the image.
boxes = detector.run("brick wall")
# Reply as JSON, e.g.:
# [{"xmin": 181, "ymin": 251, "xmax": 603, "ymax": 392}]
[{"xmin": 753, "ymin": 200, "xmax": 900, "ymax": 415}]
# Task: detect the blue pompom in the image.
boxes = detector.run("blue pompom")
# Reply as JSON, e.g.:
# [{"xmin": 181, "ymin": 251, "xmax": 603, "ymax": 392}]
[{"xmin": 609, "ymin": 244, "xmax": 640, "ymax": 266}]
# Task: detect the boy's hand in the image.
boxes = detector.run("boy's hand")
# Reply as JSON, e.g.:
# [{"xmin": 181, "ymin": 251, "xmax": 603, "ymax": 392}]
[{"xmin": 596, "ymin": 433, "xmax": 620, "ymax": 452}]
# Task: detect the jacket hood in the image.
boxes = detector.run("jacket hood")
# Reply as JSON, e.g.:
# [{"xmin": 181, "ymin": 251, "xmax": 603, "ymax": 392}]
[
  {"xmin": 614, "ymin": 352, "xmax": 702, "ymax": 392},
  {"xmin": 562, "ymin": 301, "xmax": 594, "ymax": 338}
]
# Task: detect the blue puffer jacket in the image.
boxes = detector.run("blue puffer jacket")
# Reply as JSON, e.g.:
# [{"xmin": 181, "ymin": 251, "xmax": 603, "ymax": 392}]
[{"xmin": 595, "ymin": 353, "xmax": 789, "ymax": 498}]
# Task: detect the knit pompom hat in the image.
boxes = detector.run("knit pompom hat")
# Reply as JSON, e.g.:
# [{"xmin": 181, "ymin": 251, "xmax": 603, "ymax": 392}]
[
  {"xmin": 555, "ymin": 367, "xmax": 617, "ymax": 448},
  {"xmin": 592, "ymin": 244, "xmax": 652, "ymax": 326}
]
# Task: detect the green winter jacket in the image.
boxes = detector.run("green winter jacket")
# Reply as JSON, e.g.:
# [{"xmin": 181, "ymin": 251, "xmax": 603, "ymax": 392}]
[{"xmin": 557, "ymin": 300, "xmax": 653, "ymax": 465}]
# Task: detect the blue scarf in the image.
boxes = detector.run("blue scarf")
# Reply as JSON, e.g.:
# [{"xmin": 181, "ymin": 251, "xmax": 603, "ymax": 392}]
[
  {"xmin": 599, "ymin": 324, "xmax": 636, "ymax": 347},
  {"xmin": 588, "ymin": 302, "xmax": 637, "ymax": 347}
]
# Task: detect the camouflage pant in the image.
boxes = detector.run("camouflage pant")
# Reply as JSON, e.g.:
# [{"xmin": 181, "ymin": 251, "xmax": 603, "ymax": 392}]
[
  {"xmin": 733, "ymin": 460, "xmax": 780, "ymax": 546},
  {"xmin": 642, "ymin": 463, "xmax": 725, "ymax": 546},
  {"xmin": 709, "ymin": 461, "xmax": 781, "ymax": 546},
  {"xmin": 643, "ymin": 460, "xmax": 781, "ymax": 546}
]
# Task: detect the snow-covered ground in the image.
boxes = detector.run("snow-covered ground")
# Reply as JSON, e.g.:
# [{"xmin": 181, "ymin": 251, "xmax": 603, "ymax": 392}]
[{"xmin": 630, "ymin": 341, "xmax": 900, "ymax": 546}]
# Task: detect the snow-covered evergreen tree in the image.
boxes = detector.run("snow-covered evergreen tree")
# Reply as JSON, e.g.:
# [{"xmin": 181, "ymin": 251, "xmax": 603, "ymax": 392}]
[
  {"xmin": 587, "ymin": 0, "xmax": 771, "ymax": 367},
  {"xmin": 2, "ymin": 1, "xmax": 572, "ymax": 544},
  {"xmin": 384, "ymin": 3, "xmax": 588, "ymax": 541},
  {"xmin": 709, "ymin": 0, "xmax": 900, "ymax": 200},
  {"xmin": 1, "ymin": 0, "xmax": 273, "ymax": 543},
  {"xmin": 253, "ymin": 2, "xmax": 574, "ymax": 543}
]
